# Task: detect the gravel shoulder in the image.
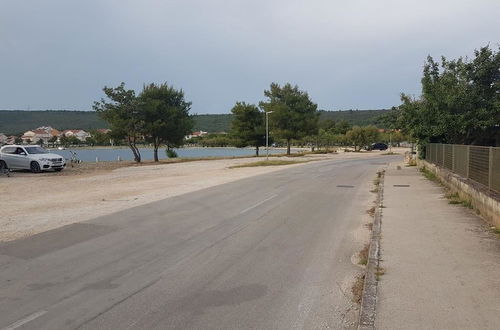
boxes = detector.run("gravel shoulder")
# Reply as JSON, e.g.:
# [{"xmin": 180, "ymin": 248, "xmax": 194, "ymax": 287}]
[{"xmin": 0, "ymin": 150, "xmax": 400, "ymax": 242}]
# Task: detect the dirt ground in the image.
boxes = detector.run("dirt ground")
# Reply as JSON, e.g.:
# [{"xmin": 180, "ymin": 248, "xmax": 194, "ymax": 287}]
[{"xmin": 0, "ymin": 149, "xmax": 404, "ymax": 242}]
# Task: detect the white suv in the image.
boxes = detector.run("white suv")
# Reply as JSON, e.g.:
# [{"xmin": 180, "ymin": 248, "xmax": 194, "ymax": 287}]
[{"xmin": 0, "ymin": 145, "xmax": 66, "ymax": 173}]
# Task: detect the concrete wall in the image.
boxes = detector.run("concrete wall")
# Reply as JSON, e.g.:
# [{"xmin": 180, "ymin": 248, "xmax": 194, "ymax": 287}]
[{"xmin": 418, "ymin": 159, "xmax": 500, "ymax": 227}]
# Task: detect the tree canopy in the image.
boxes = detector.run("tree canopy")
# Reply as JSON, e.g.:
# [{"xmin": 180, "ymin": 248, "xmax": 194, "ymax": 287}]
[
  {"xmin": 259, "ymin": 83, "xmax": 319, "ymax": 154},
  {"xmin": 382, "ymin": 45, "xmax": 500, "ymax": 151},
  {"xmin": 345, "ymin": 126, "xmax": 380, "ymax": 151},
  {"xmin": 94, "ymin": 82, "xmax": 193, "ymax": 162},
  {"xmin": 230, "ymin": 102, "xmax": 265, "ymax": 156},
  {"xmin": 140, "ymin": 83, "xmax": 193, "ymax": 161},
  {"xmin": 93, "ymin": 83, "xmax": 143, "ymax": 162}
]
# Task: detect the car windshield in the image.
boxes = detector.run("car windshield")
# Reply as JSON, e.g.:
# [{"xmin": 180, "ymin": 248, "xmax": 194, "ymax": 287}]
[{"xmin": 24, "ymin": 146, "xmax": 49, "ymax": 154}]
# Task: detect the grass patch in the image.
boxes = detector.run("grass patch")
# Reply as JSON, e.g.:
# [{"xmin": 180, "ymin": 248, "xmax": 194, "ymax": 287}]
[
  {"xmin": 358, "ymin": 243, "xmax": 370, "ymax": 266},
  {"xmin": 351, "ymin": 274, "xmax": 365, "ymax": 304},
  {"xmin": 367, "ymin": 206, "xmax": 376, "ymax": 217},
  {"xmin": 382, "ymin": 152, "xmax": 398, "ymax": 155},
  {"xmin": 376, "ymin": 267, "xmax": 386, "ymax": 281},
  {"xmin": 445, "ymin": 192, "xmax": 473, "ymax": 209},
  {"xmin": 491, "ymin": 227, "xmax": 500, "ymax": 236},
  {"xmin": 281, "ymin": 152, "xmax": 307, "ymax": 157},
  {"xmin": 310, "ymin": 149, "xmax": 337, "ymax": 154},
  {"xmin": 406, "ymin": 158, "xmax": 417, "ymax": 167},
  {"xmin": 229, "ymin": 160, "xmax": 307, "ymax": 168},
  {"xmin": 420, "ymin": 166, "xmax": 439, "ymax": 182}
]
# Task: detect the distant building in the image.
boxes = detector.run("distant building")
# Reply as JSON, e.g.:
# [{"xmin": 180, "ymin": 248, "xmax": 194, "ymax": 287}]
[
  {"xmin": 62, "ymin": 129, "xmax": 91, "ymax": 142},
  {"xmin": 0, "ymin": 133, "xmax": 7, "ymax": 145},
  {"xmin": 185, "ymin": 131, "xmax": 208, "ymax": 139},
  {"xmin": 21, "ymin": 126, "xmax": 61, "ymax": 144},
  {"xmin": 96, "ymin": 128, "xmax": 111, "ymax": 134},
  {"xmin": 6, "ymin": 136, "xmax": 16, "ymax": 145}
]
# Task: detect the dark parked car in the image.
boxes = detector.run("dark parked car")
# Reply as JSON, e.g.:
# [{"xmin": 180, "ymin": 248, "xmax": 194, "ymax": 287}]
[{"xmin": 368, "ymin": 143, "xmax": 388, "ymax": 151}]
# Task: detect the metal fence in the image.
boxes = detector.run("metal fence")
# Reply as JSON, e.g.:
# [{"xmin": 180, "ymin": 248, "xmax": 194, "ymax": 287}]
[{"xmin": 426, "ymin": 143, "xmax": 500, "ymax": 193}]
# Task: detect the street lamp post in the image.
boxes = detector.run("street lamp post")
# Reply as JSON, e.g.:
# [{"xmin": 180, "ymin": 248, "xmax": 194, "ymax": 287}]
[{"xmin": 265, "ymin": 111, "xmax": 273, "ymax": 160}]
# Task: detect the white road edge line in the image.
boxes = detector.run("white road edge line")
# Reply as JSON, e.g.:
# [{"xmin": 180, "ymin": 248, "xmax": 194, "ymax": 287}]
[
  {"xmin": 240, "ymin": 194, "xmax": 278, "ymax": 214},
  {"xmin": 2, "ymin": 310, "xmax": 48, "ymax": 330}
]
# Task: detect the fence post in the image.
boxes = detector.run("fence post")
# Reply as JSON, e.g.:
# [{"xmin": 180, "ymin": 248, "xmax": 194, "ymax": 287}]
[
  {"xmin": 466, "ymin": 145, "xmax": 470, "ymax": 178},
  {"xmin": 443, "ymin": 144, "xmax": 446, "ymax": 167},
  {"xmin": 452, "ymin": 145, "xmax": 455, "ymax": 172},
  {"xmin": 489, "ymin": 147, "xmax": 493, "ymax": 190}
]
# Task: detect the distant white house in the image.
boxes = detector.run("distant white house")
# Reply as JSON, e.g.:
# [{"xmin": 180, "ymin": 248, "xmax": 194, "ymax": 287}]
[
  {"xmin": 21, "ymin": 126, "xmax": 61, "ymax": 144},
  {"xmin": 6, "ymin": 136, "xmax": 16, "ymax": 145},
  {"xmin": 0, "ymin": 133, "xmax": 7, "ymax": 145},
  {"xmin": 185, "ymin": 131, "xmax": 208, "ymax": 139},
  {"xmin": 62, "ymin": 129, "xmax": 91, "ymax": 142}
]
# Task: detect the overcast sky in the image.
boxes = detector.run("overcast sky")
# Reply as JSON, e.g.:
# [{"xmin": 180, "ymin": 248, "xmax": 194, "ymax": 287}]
[{"xmin": 0, "ymin": 0, "xmax": 498, "ymax": 114}]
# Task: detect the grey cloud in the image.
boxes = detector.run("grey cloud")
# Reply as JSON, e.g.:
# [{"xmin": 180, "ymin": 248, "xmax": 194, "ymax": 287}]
[{"xmin": 0, "ymin": 0, "xmax": 498, "ymax": 113}]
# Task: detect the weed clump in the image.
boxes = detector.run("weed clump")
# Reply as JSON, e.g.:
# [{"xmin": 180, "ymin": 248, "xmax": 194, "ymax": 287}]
[
  {"xmin": 352, "ymin": 274, "xmax": 365, "ymax": 304},
  {"xmin": 420, "ymin": 166, "xmax": 438, "ymax": 182},
  {"xmin": 445, "ymin": 192, "xmax": 473, "ymax": 209},
  {"xmin": 358, "ymin": 243, "xmax": 370, "ymax": 266}
]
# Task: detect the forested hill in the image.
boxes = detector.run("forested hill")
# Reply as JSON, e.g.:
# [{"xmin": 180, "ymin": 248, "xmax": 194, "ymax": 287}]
[{"xmin": 0, "ymin": 109, "xmax": 389, "ymax": 134}]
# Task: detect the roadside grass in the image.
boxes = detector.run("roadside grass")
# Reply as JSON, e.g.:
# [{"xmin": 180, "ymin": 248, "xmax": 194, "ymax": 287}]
[
  {"xmin": 406, "ymin": 158, "xmax": 417, "ymax": 167},
  {"xmin": 358, "ymin": 243, "xmax": 370, "ymax": 266},
  {"xmin": 491, "ymin": 227, "xmax": 500, "ymax": 236},
  {"xmin": 421, "ymin": 167, "xmax": 475, "ymax": 211},
  {"xmin": 280, "ymin": 152, "xmax": 307, "ymax": 157},
  {"xmin": 351, "ymin": 275, "xmax": 365, "ymax": 304},
  {"xmin": 229, "ymin": 160, "xmax": 308, "ymax": 168},
  {"xmin": 382, "ymin": 152, "xmax": 398, "ymax": 155},
  {"xmin": 367, "ymin": 206, "xmax": 376, "ymax": 217},
  {"xmin": 420, "ymin": 166, "xmax": 439, "ymax": 182},
  {"xmin": 309, "ymin": 149, "xmax": 337, "ymax": 154},
  {"xmin": 371, "ymin": 170, "xmax": 383, "ymax": 193},
  {"xmin": 376, "ymin": 267, "xmax": 386, "ymax": 281},
  {"xmin": 446, "ymin": 192, "xmax": 473, "ymax": 209}
]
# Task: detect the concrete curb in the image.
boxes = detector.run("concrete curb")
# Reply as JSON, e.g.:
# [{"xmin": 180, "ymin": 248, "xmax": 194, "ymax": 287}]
[{"xmin": 358, "ymin": 170, "xmax": 384, "ymax": 330}]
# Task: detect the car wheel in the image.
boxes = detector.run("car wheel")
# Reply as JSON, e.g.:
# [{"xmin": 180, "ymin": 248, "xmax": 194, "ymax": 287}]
[
  {"xmin": 0, "ymin": 160, "xmax": 8, "ymax": 171},
  {"xmin": 30, "ymin": 161, "xmax": 41, "ymax": 173}
]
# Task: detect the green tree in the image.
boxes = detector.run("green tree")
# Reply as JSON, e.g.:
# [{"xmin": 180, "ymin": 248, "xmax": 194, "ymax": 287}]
[
  {"xmin": 346, "ymin": 126, "xmax": 380, "ymax": 151},
  {"xmin": 230, "ymin": 102, "xmax": 265, "ymax": 156},
  {"xmin": 48, "ymin": 135, "xmax": 58, "ymax": 147},
  {"xmin": 139, "ymin": 83, "xmax": 193, "ymax": 162},
  {"xmin": 388, "ymin": 45, "xmax": 500, "ymax": 151},
  {"xmin": 88, "ymin": 130, "xmax": 111, "ymax": 146},
  {"xmin": 36, "ymin": 138, "xmax": 44, "ymax": 146},
  {"xmin": 60, "ymin": 135, "xmax": 80, "ymax": 146},
  {"xmin": 259, "ymin": 83, "xmax": 319, "ymax": 155},
  {"xmin": 93, "ymin": 83, "xmax": 144, "ymax": 162},
  {"xmin": 332, "ymin": 120, "xmax": 352, "ymax": 135}
]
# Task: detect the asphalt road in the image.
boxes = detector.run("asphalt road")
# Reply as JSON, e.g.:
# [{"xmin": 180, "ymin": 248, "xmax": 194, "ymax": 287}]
[{"xmin": 0, "ymin": 155, "xmax": 396, "ymax": 329}]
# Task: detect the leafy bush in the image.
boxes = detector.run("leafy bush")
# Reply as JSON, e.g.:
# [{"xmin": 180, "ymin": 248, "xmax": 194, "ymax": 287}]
[{"xmin": 166, "ymin": 149, "xmax": 178, "ymax": 158}]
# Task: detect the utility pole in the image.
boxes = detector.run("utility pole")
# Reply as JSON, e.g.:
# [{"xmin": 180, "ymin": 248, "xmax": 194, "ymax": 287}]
[
  {"xmin": 389, "ymin": 131, "xmax": 392, "ymax": 153},
  {"xmin": 266, "ymin": 111, "xmax": 273, "ymax": 160}
]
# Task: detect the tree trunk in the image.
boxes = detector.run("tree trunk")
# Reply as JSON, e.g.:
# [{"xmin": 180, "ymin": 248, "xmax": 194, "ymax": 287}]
[
  {"xmin": 128, "ymin": 136, "xmax": 141, "ymax": 163},
  {"xmin": 153, "ymin": 148, "xmax": 159, "ymax": 162},
  {"xmin": 153, "ymin": 138, "xmax": 159, "ymax": 162},
  {"xmin": 286, "ymin": 139, "xmax": 291, "ymax": 155},
  {"xmin": 256, "ymin": 146, "xmax": 259, "ymax": 157}
]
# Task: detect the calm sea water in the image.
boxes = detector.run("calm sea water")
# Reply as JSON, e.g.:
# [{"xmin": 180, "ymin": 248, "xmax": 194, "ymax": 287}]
[{"xmin": 47, "ymin": 147, "xmax": 295, "ymax": 162}]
